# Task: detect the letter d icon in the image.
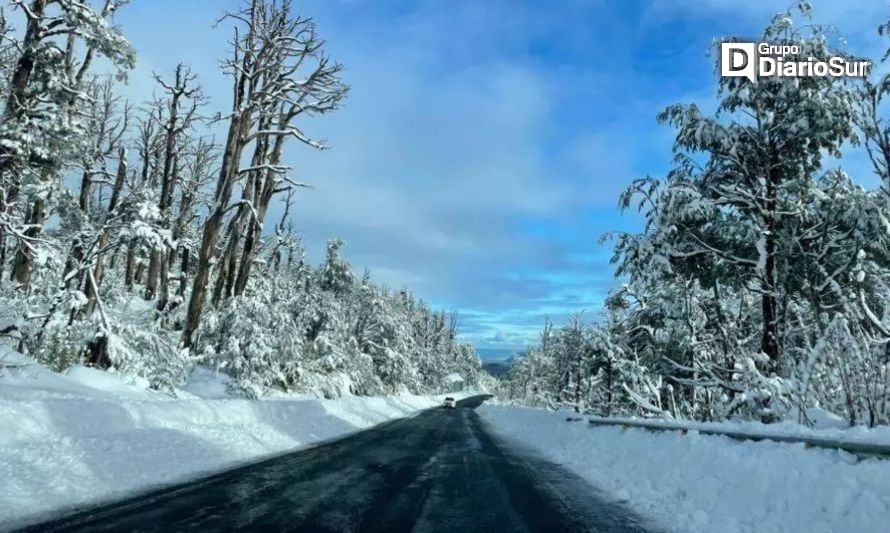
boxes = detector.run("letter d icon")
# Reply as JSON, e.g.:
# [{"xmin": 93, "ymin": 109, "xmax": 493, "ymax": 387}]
[{"xmin": 721, "ymin": 43, "xmax": 756, "ymax": 82}]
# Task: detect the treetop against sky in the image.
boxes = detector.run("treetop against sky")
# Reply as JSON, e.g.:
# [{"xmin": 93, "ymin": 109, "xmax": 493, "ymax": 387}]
[{"xmin": 114, "ymin": 0, "xmax": 886, "ymax": 360}]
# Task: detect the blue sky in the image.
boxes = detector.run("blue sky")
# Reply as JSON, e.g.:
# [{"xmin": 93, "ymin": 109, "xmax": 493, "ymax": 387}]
[{"xmin": 113, "ymin": 0, "xmax": 887, "ymax": 360}]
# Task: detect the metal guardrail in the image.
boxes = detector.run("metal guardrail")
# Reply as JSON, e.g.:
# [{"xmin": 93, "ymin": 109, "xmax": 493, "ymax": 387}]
[{"xmin": 584, "ymin": 416, "xmax": 890, "ymax": 460}]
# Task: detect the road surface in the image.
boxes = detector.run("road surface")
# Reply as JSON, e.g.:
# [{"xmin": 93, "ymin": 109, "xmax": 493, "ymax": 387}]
[{"xmin": 23, "ymin": 396, "xmax": 657, "ymax": 532}]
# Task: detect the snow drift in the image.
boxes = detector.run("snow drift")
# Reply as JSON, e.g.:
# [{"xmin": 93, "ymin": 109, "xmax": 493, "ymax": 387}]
[
  {"xmin": 0, "ymin": 348, "xmax": 453, "ymax": 529},
  {"xmin": 479, "ymin": 404, "xmax": 890, "ymax": 533}
]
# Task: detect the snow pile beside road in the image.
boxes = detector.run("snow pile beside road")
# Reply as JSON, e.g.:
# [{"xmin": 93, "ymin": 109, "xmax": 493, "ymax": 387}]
[
  {"xmin": 583, "ymin": 409, "xmax": 890, "ymax": 448},
  {"xmin": 479, "ymin": 404, "xmax": 890, "ymax": 533},
  {"xmin": 0, "ymin": 349, "xmax": 449, "ymax": 529}
]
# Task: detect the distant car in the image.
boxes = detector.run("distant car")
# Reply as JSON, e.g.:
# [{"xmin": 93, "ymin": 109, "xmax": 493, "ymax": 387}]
[{"xmin": 443, "ymin": 397, "xmax": 456, "ymax": 409}]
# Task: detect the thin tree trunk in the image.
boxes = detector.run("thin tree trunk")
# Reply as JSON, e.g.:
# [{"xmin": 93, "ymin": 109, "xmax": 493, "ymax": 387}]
[
  {"xmin": 85, "ymin": 149, "xmax": 126, "ymax": 317},
  {"xmin": 177, "ymin": 247, "xmax": 190, "ymax": 297},
  {"xmin": 760, "ymin": 166, "xmax": 780, "ymax": 370},
  {"xmin": 134, "ymin": 261, "xmax": 145, "ymax": 285},
  {"xmin": 11, "ymin": 198, "xmax": 45, "ymax": 286},
  {"xmin": 145, "ymin": 250, "xmax": 160, "ymax": 299},
  {"xmin": 124, "ymin": 238, "xmax": 137, "ymax": 289}
]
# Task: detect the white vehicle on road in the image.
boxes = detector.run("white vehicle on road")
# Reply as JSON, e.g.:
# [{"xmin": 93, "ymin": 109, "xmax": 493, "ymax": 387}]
[{"xmin": 443, "ymin": 397, "xmax": 456, "ymax": 409}]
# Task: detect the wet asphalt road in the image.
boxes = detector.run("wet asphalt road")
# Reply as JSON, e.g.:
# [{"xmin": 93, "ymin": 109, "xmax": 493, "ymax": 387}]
[{"xmin": 22, "ymin": 396, "xmax": 656, "ymax": 533}]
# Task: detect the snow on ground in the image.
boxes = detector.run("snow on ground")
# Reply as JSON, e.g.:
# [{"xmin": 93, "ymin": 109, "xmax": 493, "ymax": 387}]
[
  {"xmin": 479, "ymin": 404, "xmax": 890, "ymax": 533},
  {"xmin": 0, "ymin": 348, "xmax": 456, "ymax": 529},
  {"xmin": 582, "ymin": 408, "xmax": 890, "ymax": 448}
]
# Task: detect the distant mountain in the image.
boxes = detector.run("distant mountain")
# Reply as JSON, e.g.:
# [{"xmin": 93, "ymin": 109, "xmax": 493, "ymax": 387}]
[{"xmin": 482, "ymin": 361, "xmax": 511, "ymax": 378}]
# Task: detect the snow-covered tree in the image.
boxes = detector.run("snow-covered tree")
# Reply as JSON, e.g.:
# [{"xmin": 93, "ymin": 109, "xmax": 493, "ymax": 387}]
[
  {"xmin": 500, "ymin": 5, "xmax": 890, "ymax": 428},
  {"xmin": 0, "ymin": 0, "xmax": 134, "ymax": 288},
  {"xmin": 0, "ymin": 1, "xmax": 483, "ymax": 399}
]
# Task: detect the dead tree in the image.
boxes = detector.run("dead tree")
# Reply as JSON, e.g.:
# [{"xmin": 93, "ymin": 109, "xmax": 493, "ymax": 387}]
[
  {"xmin": 63, "ymin": 78, "xmax": 130, "ymax": 290},
  {"xmin": 123, "ymin": 108, "xmax": 163, "ymax": 289},
  {"xmin": 268, "ymin": 188, "xmax": 295, "ymax": 272},
  {"xmin": 171, "ymin": 138, "xmax": 216, "ymax": 300},
  {"xmin": 231, "ymin": 14, "xmax": 348, "ymax": 297},
  {"xmin": 144, "ymin": 64, "xmax": 204, "ymax": 309},
  {"xmin": 181, "ymin": 0, "xmax": 268, "ymax": 347},
  {"xmin": 182, "ymin": 0, "xmax": 346, "ymax": 347}
]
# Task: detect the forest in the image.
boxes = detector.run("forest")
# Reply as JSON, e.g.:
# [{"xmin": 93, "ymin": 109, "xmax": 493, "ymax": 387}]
[
  {"xmin": 0, "ymin": 0, "xmax": 482, "ymax": 398},
  {"xmin": 501, "ymin": 4, "xmax": 890, "ymax": 428}
]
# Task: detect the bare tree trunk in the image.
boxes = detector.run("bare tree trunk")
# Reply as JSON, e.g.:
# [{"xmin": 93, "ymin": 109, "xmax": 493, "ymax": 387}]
[
  {"xmin": 86, "ymin": 334, "xmax": 109, "ymax": 368},
  {"xmin": 124, "ymin": 238, "xmax": 137, "ymax": 289},
  {"xmin": 760, "ymin": 166, "xmax": 780, "ymax": 370},
  {"xmin": 234, "ymin": 219, "xmax": 261, "ymax": 296},
  {"xmin": 61, "ymin": 168, "xmax": 94, "ymax": 289},
  {"xmin": 211, "ymin": 203, "xmax": 246, "ymax": 305},
  {"xmin": 85, "ymin": 148, "xmax": 127, "ymax": 317},
  {"xmin": 177, "ymin": 247, "xmax": 190, "ymax": 297},
  {"xmin": 145, "ymin": 249, "xmax": 160, "ymax": 299},
  {"xmin": 0, "ymin": 235, "xmax": 6, "ymax": 279},
  {"xmin": 11, "ymin": 198, "xmax": 45, "ymax": 286},
  {"xmin": 0, "ymin": 0, "xmax": 46, "ymax": 181},
  {"xmin": 77, "ymin": 169, "xmax": 92, "ymax": 213},
  {"xmin": 182, "ymin": 112, "xmax": 249, "ymax": 347},
  {"xmin": 234, "ymin": 137, "xmax": 282, "ymax": 296},
  {"xmin": 134, "ymin": 261, "xmax": 145, "ymax": 285},
  {"xmin": 268, "ymin": 192, "xmax": 294, "ymax": 273}
]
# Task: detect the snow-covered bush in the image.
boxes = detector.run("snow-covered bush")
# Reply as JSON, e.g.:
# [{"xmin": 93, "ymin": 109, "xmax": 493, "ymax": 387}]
[{"xmin": 185, "ymin": 241, "xmax": 481, "ymax": 398}]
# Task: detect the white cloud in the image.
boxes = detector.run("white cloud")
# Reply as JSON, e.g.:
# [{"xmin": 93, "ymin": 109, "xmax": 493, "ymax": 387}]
[{"xmin": 259, "ymin": 2, "xmax": 599, "ymax": 309}]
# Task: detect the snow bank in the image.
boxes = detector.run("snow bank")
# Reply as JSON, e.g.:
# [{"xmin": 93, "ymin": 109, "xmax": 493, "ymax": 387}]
[
  {"xmin": 0, "ymin": 351, "xmax": 449, "ymax": 529},
  {"xmin": 583, "ymin": 410, "xmax": 890, "ymax": 449},
  {"xmin": 479, "ymin": 404, "xmax": 890, "ymax": 533}
]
